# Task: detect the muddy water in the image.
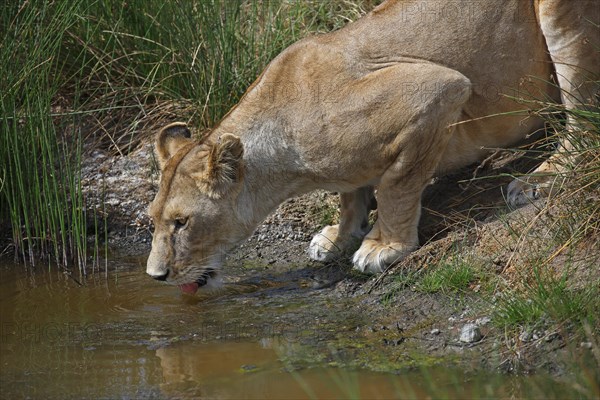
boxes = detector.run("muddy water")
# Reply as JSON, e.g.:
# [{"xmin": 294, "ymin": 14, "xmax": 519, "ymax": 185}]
[{"xmin": 0, "ymin": 257, "xmax": 578, "ymax": 399}]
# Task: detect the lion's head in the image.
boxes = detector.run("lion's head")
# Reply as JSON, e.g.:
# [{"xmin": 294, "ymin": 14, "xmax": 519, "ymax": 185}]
[{"xmin": 146, "ymin": 122, "xmax": 247, "ymax": 294}]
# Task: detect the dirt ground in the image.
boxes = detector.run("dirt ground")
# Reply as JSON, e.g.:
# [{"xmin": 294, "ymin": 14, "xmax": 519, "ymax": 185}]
[{"xmin": 79, "ymin": 137, "xmax": 599, "ymax": 377}]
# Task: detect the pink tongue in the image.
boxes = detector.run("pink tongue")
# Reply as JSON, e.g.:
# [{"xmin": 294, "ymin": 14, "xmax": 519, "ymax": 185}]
[{"xmin": 179, "ymin": 282, "xmax": 200, "ymax": 294}]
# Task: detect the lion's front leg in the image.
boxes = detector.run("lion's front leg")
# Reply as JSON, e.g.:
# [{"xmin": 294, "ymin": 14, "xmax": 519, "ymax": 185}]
[
  {"xmin": 353, "ymin": 141, "xmax": 456, "ymax": 273},
  {"xmin": 308, "ymin": 186, "xmax": 374, "ymax": 262},
  {"xmin": 351, "ymin": 69, "xmax": 471, "ymax": 273},
  {"xmin": 352, "ymin": 181, "xmax": 422, "ymax": 274}
]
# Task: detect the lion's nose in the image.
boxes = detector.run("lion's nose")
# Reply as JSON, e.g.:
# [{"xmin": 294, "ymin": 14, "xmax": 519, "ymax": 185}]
[{"xmin": 149, "ymin": 269, "xmax": 169, "ymax": 281}]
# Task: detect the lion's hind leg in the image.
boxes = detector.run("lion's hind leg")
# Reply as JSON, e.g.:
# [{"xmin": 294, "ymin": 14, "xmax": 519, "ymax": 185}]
[
  {"xmin": 308, "ymin": 186, "xmax": 375, "ymax": 262},
  {"xmin": 507, "ymin": 0, "xmax": 600, "ymax": 207}
]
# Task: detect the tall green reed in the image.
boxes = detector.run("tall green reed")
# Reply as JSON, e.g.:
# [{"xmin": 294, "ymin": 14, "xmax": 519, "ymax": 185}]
[{"xmin": 0, "ymin": 0, "xmax": 91, "ymax": 273}]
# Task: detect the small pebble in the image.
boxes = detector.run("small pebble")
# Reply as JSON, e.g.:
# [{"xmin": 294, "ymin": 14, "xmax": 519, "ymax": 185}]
[
  {"xmin": 430, "ymin": 328, "xmax": 441, "ymax": 335},
  {"xmin": 580, "ymin": 342, "xmax": 593, "ymax": 349},
  {"xmin": 459, "ymin": 323, "xmax": 482, "ymax": 343},
  {"xmin": 519, "ymin": 331, "xmax": 532, "ymax": 343}
]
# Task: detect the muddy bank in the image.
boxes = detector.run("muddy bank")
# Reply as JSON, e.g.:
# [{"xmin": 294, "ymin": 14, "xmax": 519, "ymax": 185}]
[{"xmin": 77, "ymin": 138, "xmax": 599, "ymax": 379}]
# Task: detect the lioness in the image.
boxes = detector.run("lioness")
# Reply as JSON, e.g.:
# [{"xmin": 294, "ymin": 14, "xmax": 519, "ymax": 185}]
[{"xmin": 147, "ymin": 0, "xmax": 599, "ymax": 293}]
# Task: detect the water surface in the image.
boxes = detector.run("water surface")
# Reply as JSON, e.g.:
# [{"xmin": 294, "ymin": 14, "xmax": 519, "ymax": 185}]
[{"xmin": 0, "ymin": 258, "xmax": 583, "ymax": 399}]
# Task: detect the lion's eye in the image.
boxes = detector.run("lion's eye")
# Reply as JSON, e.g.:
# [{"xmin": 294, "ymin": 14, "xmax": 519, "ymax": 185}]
[{"xmin": 174, "ymin": 217, "xmax": 188, "ymax": 230}]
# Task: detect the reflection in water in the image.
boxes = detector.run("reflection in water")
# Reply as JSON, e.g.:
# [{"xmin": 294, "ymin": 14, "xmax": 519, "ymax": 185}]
[
  {"xmin": 0, "ymin": 261, "xmax": 181, "ymax": 398},
  {"xmin": 0, "ymin": 259, "xmax": 584, "ymax": 399},
  {"xmin": 156, "ymin": 341, "xmax": 281, "ymax": 398}
]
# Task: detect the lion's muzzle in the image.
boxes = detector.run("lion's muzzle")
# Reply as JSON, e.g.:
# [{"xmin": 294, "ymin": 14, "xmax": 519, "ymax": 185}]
[{"xmin": 146, "ymin": 244, "xmax": 170, "ymax": 281}]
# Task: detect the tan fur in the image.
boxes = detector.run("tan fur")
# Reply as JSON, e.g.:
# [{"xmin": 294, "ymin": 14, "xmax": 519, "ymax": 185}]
[{"xmin": 147, "ymin": 0, "xmax": 599, "ymax": 284}]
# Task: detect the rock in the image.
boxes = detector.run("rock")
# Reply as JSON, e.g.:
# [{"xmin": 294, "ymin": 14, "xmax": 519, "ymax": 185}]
[
  {"xmin": 430, "ymin": 328, "xmax": 441, "ymax": 335},
  {"xmin": 475, "ymin": 316, "xmax": 491, "ymax": 326},
  {"xmin": 580, "ymin": 342, "xmax": 593, "ymax": 349},
  {"xmin": 459, "ymin": 324, "xmax": 482, "ymax": 343}
]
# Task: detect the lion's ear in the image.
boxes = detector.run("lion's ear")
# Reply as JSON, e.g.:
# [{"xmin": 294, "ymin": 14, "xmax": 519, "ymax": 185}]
[
  {"xmin": 155, "ymin": 122, "xmax": 193, "ymax": 169},
  {"xmin": 193, "ymin": 134, "xmax": 244, "ymax": 197}
]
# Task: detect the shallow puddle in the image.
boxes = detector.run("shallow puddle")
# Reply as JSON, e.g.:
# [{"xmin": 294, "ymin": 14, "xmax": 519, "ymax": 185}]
[{"xmin": 0, "ymin": 257, "xmax": 585, "ymax": 399}]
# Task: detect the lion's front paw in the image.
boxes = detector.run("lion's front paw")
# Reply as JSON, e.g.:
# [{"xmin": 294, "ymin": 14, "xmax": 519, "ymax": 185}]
[
  {"xmin": 308, "ymin": 225, "xmax": 340, "ymax": 262},
  {"xmin": 352, "ymin": 240, "xmax": 414, "ymax": 274},
  {"xmin": 506, "ymin": 177, "xmax": 554, "ymax": 207},
  {"xmin": 308, "ymin": 225, "xmax": 360, "ymax": 262}
]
